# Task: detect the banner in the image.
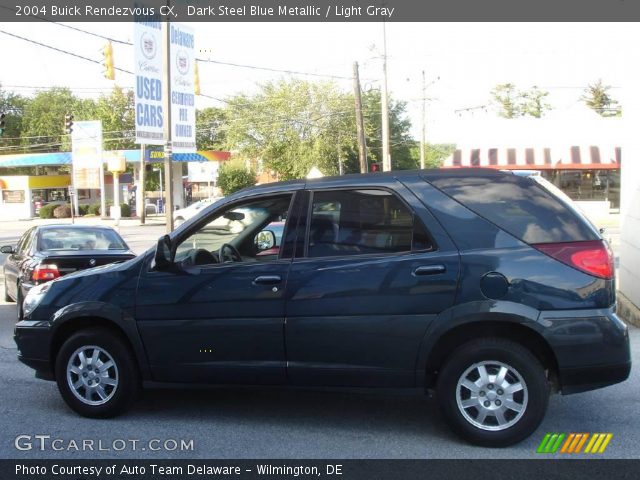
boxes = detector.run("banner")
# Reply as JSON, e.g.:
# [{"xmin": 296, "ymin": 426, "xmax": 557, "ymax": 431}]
[
  {"xmin": 187, "ymin": 161, "xmax": 219, "ymax": 182},
  {"xmin": 169, "ymin": 23, "xmax": 196, "ymax": 153},
  {"xmin": 71, "ymin": 121, "xmax": 102, "ymax": 189},
  {"xmin": 134, "ymin": 18, "xmax": 165, "ymax": 146}
]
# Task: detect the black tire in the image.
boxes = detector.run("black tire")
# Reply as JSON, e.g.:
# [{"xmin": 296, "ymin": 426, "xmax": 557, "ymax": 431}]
[
  {"xmin": 55, "ymin": 327, "xmax": 140, "ymax": 418},
  {"xmin": 3, "ymin": 279, "xmax": 13, "ymax": 302},
  {"xmin": 436, "ymin": 337, "xmax": 549, "ymax": 447}
]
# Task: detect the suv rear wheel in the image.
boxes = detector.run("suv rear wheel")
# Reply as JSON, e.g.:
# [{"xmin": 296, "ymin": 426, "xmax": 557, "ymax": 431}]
[
  {"xmin": 436, "ymin": 337, "xmax": 549, "ymax": 447},
  {"xmin": 55, "ymin": 327, "xmax": 139, "ymax": 418}
]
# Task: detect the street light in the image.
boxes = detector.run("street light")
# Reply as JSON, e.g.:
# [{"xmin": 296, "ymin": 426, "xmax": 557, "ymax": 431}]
[{"xmin": 153, "ymin": 167, "xmax": 163, "ymax": 214}]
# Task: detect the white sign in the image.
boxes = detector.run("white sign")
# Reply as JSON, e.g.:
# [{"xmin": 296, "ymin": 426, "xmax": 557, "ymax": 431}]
[
  {"xmin": 169, "ymin": 23, "xmax": 196, "ymax": 153},
  {"xmin": 134, "ymin": 19, "xmax": 164, "ymax": 146},
  {"xmin": 71, "ymin": 121, "xmax": 103, "ymax": 189},
  {"xmin": 187, "ymin": 162, "xmax": 219, "ymax": 183}
]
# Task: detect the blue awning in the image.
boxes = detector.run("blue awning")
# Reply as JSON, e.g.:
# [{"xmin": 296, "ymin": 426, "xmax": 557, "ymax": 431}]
[{"xmin": 0, "ymin": 150, "xmax": 230, "ymax": 168}]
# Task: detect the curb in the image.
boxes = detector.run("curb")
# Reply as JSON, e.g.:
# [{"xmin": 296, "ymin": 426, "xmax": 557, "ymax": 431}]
[{"xmin": 617, "ymin": 291, "xmax": 640, "ymax": 328}]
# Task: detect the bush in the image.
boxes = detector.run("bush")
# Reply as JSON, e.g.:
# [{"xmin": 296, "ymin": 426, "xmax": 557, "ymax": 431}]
[
  {"xmin": 78, "ymin": 204, "xmax": 90, "ymax": 216},
  {"xmin": 53, "ymin": 204, "xmax": 72, "ymax": 218},
  {"xmin": 88, "ymin": 203, "xmax": 101, "ymax": 216},
  {"xmin": 120, "ymin": 203, "xmax": 131, "ymax": 217},
  {"xmin": 217, "ymin": 164, "xmax": 256, "ymax": 195},
  {"xmin": 38, "ymin": 204, "xmax": 58, "ymax": 219}
]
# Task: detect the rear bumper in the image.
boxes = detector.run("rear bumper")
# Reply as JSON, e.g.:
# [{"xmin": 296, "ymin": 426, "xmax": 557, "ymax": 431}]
[
  {"xmin": 559, "ymin": 361, "xmax": 632, "ymax": 394},
  {"xmin": 539, "ymin": 307, "xmax": 631, "ymax": 395}
]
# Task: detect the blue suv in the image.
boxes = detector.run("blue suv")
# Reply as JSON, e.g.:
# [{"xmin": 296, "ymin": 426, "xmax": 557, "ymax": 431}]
[{"xmin": 14, "ymin": 169, "xmax": 631, "ymax": 446}]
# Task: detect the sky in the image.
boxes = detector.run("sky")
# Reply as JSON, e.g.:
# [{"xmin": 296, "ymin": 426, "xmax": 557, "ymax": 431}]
[{"xmin": 0, "ymin": 21, "xmax": 634, "ymax": 143}]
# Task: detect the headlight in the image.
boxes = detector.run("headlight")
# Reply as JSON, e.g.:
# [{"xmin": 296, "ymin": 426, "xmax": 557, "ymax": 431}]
[{"xmin": 23, "ymin": 282, "xmax": 52, "ymax": 318}]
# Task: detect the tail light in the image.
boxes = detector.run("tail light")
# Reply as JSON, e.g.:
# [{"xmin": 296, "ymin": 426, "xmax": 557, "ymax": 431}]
[
  {"xmin": 32, "ymin": 264, "xmax": 60, "ymax": 282},
  {"xmin": 532, "ymin": 240, "xmax": 614, "ymax": 279}
]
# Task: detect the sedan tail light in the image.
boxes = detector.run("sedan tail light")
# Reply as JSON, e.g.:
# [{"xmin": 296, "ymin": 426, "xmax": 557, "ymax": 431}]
[
  {"xmin": 532, "ymin": 240, "xmax": 614, "ymax": 279},
  {"xmin": 32, "ymin": 264, "xmax": 60, "ymax": 282}
]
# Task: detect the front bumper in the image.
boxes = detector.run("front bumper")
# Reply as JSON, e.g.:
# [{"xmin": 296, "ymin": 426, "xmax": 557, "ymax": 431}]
[{"xmin": 14, "ymin": 320, "xmax": 53, "ymax": 379}]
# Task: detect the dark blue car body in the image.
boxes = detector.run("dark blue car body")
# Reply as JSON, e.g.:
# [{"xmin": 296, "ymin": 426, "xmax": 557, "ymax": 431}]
[{"xmin": 14, "ymin": 169, "xmax": 631, "ymax": 444}]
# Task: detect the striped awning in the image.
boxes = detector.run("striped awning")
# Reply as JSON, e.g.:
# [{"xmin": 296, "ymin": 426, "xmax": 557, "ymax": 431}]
[{"xmin": 444, "ymin": 146, "xmax": 621, "ymax": 170}]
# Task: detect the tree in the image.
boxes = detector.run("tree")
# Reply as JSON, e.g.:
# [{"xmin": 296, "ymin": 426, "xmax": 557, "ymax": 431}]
[
  {"xmin": 216, "ymin": 163, "xmax": 256, "ymax": 195},
  {"xmin": 490, "ymin": 84, "xmax": 551, "ymax": 118},
  {"xmin": 93, "ymin": 87, "xmax": 136, "ymax": 150},
  {"xmin": 358, "ymin": 90, "xmax": 414, "ymax": 170},
  {"xmin": 520, "ymin": 86, "xmax": 550, "ymax": 118},
  {"xmin": 20, "ymin": 88, "xmax": 87, "ymax": 152},
  {"xmin": 409, "ymin": 143, "xmax": 457, "ymax": 169},
  {"xmin": 491, "ymin": 83, "xmax": 521, "ymax": 119},
  {"xmin": 196, "ymin": 107, "xmax": 227, "ymax": 150},
  {"xmin": 582, "ymin": 79, "xmax": 620, "ymax": 117},
  {"xmin": 0, "ymin": 85, "xmax": 27, "ymax": 149}
]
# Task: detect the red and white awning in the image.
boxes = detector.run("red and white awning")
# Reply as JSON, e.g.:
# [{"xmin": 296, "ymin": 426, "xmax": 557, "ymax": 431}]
[{"xmin": 443, "ymin": 146, "xmax": 621, "ymax": 170}]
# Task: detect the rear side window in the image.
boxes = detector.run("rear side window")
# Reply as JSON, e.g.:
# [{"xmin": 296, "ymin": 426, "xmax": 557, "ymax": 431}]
[
  {"xmin": 306, "ymin": 189, "xmax": 432, "ymax": 258},
  {"xmin": 428, "ymin": 173, "xmax": 598, "ymax": 244}
]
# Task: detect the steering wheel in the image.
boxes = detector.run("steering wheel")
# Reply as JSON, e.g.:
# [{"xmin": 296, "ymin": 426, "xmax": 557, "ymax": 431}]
[
  {"xmin": 218, "ymin": 243, "xmax": 242, "ymax": 263},
  {"xmin": 186, "ymin": 248, "xmax": 217, "ymax": 266}
]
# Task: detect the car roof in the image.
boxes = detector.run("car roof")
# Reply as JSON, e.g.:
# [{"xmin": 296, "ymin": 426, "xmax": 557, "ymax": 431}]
[{"xmin": 235, "ymin": 168, "xmax": 508, "ymax": 196}]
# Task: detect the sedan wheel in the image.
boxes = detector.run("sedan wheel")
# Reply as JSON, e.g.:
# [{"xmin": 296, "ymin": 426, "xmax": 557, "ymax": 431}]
[{"xmin": 55, "ymin": 327, "xmax": 139, "ymax": 418}]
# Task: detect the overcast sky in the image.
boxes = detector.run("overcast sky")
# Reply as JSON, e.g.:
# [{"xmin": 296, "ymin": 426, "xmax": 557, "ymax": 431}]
[{"xmin": 0, "ymin": 22, "xmax": 634, "ymax": 142}]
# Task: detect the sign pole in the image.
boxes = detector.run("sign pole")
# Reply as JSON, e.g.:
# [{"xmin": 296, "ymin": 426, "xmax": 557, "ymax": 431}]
[{"xmin": 162, "ymin": 18, "xmax": 174, "ymax": 232}]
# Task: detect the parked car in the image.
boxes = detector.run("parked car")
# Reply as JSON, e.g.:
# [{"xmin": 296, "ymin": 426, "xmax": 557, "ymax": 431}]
[
  {"xmin": 173, "ymin": 197, "xmax": 223, "ymax": 226},
  {"xmin": 13, "ymin": 169, "xmax": 630, "ymax": 446},
  {"xmin": 2, "ymin": 225, "xmax": 136, "ymax": 317}
]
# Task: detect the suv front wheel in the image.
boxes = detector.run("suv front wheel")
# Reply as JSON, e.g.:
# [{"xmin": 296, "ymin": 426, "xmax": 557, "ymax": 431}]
[
  {"xmin": 55, "ymin": 327, "xmax": 139, "ymax": 418},
  {"xmin": 436, "ymin": 337, "xmax": 549, "ymax": 447}
]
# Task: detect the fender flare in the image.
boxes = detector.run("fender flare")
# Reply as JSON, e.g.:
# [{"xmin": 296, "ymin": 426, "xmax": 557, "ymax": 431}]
[{"xmin": 50, "ymin": 301, "xmax": 152, "ymax": 380}]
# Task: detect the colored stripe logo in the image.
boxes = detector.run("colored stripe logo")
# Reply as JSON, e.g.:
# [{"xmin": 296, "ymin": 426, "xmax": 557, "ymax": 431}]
[{"xmin": 537, "ymin": 433, "xmax": 613, "ymax": 454}]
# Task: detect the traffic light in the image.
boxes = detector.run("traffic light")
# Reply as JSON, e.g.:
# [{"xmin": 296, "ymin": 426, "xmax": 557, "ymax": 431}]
[
  {"xmin": 194, "ymin": 61, "xmax": 201, "ymax": 95},
  {"xmin": 101, "ymin": 41, "xmax": 115, "ymax": 80},
  {"xmin": 370, "ymin": 162, "xmax": 381, "ymax": 172},
  {"xmin": 64, "ymin": 114, "xmax": 74, "ymax": 135},
  {"xmin": 0, "ymin": 113, "xmax": 5, "ymax": 136}
]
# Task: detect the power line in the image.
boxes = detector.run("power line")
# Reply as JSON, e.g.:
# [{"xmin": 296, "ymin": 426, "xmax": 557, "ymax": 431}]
[
  {"xmin": 195, "ymin": 58, "xmax": 352, "ymax": 80},
  {"xmin": 0, "ymin": 29, "xmax": 135, "ymax": 75}
]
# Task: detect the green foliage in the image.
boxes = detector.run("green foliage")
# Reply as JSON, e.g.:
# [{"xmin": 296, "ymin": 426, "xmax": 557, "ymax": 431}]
[
  {"xmin": 408, "ymin": 143, "xmax": 457, "ymax": 170},
  {"xmin": 120, "ymin": 203, "xmax": 131, "ymax": 217},
  {"xmin": 53, "ymin": 204, "xmax": 72, "ymax": 218},
  {"xmin": 581, "ymin": 79, "xmax": 621, "ymax": 117},
  {"xmin": 196, "ymin": 107, "xmax": 227, "ymax": 150},
  {"xmin": 38, "ymin": 204, "xmax": 58, "ymax": 219},
  {"xmin": 94, "ymin": 87, "xmax": 136, "ymax": 150},
  {"xmin": 0, "ymin": 85, "xmax": 27, "ymax": 148},
  {"xmin": 490, "ymin": 84, "xmax": 551, "ymax": 118},
  {"xmin": 216, "ymin": 164, "xmax": 256, "ymax": 195},
  {"xmin": 88, "ymin": 203, "xmax": 101, "ymax": 216},
  {"xmin": 78, "ymin": 204, "xmax": 90, "ymax": 216}
]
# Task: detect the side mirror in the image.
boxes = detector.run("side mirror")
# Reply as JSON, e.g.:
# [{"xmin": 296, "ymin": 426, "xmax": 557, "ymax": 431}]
[
  {"xmin": 153, "ymin": 235, "xmax": 173, "ymax": 270},
  {"xmin": 254, "ymin": 230, "xmax": 276, "ymax": 251},
  {"xmin": 0, "ymin": 245, "xmax": 15, "ymax": 254}
]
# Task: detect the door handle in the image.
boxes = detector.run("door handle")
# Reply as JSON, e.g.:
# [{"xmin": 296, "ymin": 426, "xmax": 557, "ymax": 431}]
[
  {"xmin": 413, "ymin": 265, "xmax": 446, "ymax": 276},
  {"xmin": 253, "ymin": 275, "xmax": 282, "ymax": 285}
]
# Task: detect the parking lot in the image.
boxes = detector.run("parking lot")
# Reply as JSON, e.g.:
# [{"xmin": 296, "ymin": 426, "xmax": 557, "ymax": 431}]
[{"xmin": 0, "ymin": 218, "xmax": 637, "ymax": 459}]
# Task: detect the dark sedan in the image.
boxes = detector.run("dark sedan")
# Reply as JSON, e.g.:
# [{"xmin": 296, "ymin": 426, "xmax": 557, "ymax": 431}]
[{"xmin": 2, "ymin": 225, "xmax": 135, "ymax": 317}]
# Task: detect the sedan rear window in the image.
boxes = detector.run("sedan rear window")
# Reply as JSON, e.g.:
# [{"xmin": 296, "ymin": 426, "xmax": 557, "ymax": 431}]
[
  {"xmin": 38, "ymin": 228, "xmax": 128, "ymax": 251},
  {"xmin": 428, "ymin": 173, "xmax": 598, "ymax": 244}
]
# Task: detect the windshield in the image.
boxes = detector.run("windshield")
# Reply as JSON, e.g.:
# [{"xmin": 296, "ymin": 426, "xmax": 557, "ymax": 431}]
[{"xmin": 38, "ymin": 228, "xmax": 128, "ymax": 251}]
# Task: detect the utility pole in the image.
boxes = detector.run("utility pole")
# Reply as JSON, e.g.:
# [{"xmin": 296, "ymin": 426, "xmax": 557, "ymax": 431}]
[
  {"xmin": 353, "ymin": 62, "xmax": 368, "ymax": 173},
  {"xmin": 162, "ymin": 15, "xmax": 174, "ymax": 232},
  {"xmin": 381, "ymin": 21, "xmax": 391, "ymax": 172},
  {"xmin": 139, "ymin": 144, "xmax": 146, "ymax": 224},
  {"xmin": 420, "ymin": 70, "xmax": 426, "ymax": 170}
]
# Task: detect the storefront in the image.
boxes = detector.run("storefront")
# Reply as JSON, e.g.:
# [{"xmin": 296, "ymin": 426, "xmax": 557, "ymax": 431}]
[
  {"xmin": 0, "ymin": 174, "xmax": 71, "ymax": 219},
  {"xmin": 443, "ymin": 145, "xmax": 621, "ymax": 209}
]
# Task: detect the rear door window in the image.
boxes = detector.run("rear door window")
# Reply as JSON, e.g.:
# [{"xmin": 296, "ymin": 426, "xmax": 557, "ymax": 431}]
[
  {"xmin": 427, "ymin": 173, "xmax": 598, "ymax": 244},
  {"xmin": 306, "ymin": 189, "xmax": 433, "ymax": 258}
]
